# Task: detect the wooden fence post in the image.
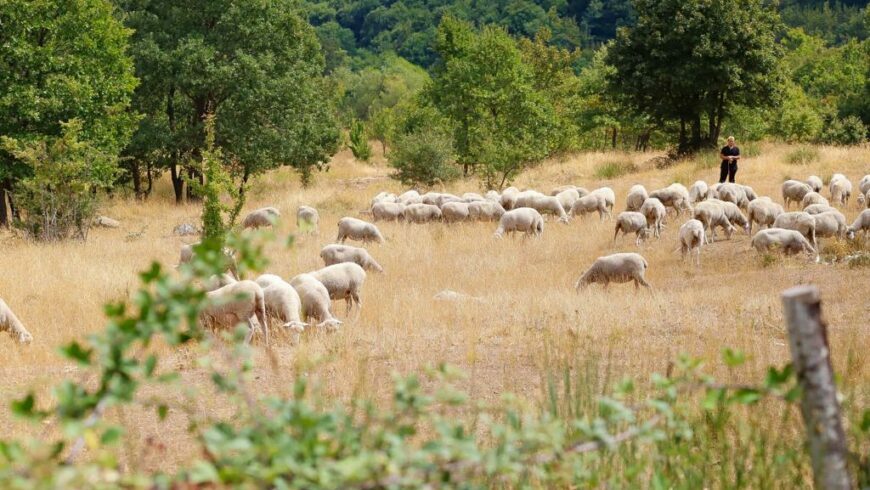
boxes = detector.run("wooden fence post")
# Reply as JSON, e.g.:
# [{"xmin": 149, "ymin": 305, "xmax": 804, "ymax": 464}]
[{"xmin": 781, "ymin": 285, "xmax": 853, "ymax": 490}]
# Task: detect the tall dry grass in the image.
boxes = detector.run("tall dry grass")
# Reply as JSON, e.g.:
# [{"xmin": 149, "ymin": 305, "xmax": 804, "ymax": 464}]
[{"xmin": 0, "ymin": 142, "xmax": 868, "ymax": 473}]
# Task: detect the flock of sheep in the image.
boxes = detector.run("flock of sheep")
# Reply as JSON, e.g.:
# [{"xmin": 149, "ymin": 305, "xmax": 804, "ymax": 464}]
[{"xmin": 2, "ymin": 173, "xmax": 869, "ymax": 347}]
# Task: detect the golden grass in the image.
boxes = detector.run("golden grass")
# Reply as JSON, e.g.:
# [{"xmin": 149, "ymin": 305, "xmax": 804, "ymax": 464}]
[{"xmin": 0, "ymin": 142, "xmax": 868, "ymax": 473}]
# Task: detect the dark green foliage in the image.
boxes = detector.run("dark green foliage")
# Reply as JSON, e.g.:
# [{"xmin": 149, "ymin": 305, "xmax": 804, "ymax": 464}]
[
  {"xmin": 820, "ymin": 115, "xmax": 868, "ymax": 145},
  {"xmin": 348, "ymin": 119, "xmax": 372, "ymax": 161},
  {"xmin": 389, "ymin": 126, "xmax": 458, "ymax": 187},
  {"xmin": 784, "ymin": 146, "xmax": 820, "ymax": 165}
]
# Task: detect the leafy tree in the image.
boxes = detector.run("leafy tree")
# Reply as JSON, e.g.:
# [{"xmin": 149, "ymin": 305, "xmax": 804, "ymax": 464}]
[
  {"xmin": 0, "ymin": 0, "xmax": 137, "ymax": 226},
  {"xmin": 348, "ymin": 119, "xmax": 372, "ymax": 161},
  {"xmin": 120, "ymin": 0, "xmax": 341, "ymax": 199},
  {"xmin": 336, "ymin": 54, "xmax": 430, "ymax": 124},
  {"xmin": 606, "ymin": 0, "xmax": 784, "ymax": 153}
]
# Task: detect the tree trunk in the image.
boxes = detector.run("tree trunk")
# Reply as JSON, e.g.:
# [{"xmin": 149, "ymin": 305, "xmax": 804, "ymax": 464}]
[
  {"xmin": 170, "ymin": 163, "xmax": 184, "ymax": 205},
  {"xmin": 186, "ymin": 168, "xmax": 203, "ymax": 202},
  {"xmin": 678, "ymin": 118, "xmax": 688, "ymax": 154},
  {"xmin": 145, "ymin": 162, "xmax": 154, "ymax": 198},
  {"xmin": 0, "ymin": 186, "xmax": 8, "ymax": 228},
  {"xmin": 131, "ymin": 162, "xmax": 143, "ymax": 200},
  {"xmin": 8, "ymin": 189, "xmax": 19, "ymax": 221},
  {"xmin": 712, "ymin": 91, "xmax": 725, "ymax": 145},
  {"xmin": 611, "ymin": 127, "xmax": 617, "ymax": 149},
  {"xmin": 691, "ymin": 114, "xmax": 702, "ymax": 150}
]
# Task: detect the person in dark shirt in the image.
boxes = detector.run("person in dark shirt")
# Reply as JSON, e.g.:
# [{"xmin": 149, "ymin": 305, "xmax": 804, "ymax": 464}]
[{"xmin": 719, "ymin": 136, "xmax": 741, "ymax": 183}]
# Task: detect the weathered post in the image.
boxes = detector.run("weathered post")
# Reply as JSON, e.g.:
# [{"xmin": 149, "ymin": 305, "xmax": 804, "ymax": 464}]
[{"xmin": 781, "ymin": 285, "xmax": 853, "ymax": 490}]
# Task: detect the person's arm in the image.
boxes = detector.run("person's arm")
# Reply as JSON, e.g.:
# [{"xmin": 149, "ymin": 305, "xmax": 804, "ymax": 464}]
[{"xmin": 731, "ymin": 148, "xmax": 741, "ymax": 161}]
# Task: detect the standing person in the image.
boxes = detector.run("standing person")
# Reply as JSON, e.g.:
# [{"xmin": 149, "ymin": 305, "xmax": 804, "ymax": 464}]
[{"xmin": 719, "ymin": 136, "xmax": 741, "ymax": 183}]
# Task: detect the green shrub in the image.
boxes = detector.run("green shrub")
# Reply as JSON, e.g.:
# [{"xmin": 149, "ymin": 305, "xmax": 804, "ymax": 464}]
[
  {"xmin": 820, "ymin": 115, "xmax": 867, "ymax": 146},
  {"xmin": 742, "ymin": 141, "xmax": 762, "ymax": 157},
  {"xmin": 389, "ymin": 128, "xmax": 459, "ymax": 186},
  {"xmin": 784, "ymin": 146, "xmax": 819, "ymax": 165},
  {"xmin": 695, "ymin": 151, "xmax": 721, "ymax": 170},
  {"xmin": 594, "ymin": 159, "xmax": 638, "ymax": 179},
  {"xmin": 348, "ymin": 119, "xmax": 372, "ymax": 161}
]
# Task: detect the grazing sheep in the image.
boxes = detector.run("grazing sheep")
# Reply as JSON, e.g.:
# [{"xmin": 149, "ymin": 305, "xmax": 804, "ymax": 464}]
[
  {"xmin": 555, "ymin": 189, "xmax": 581, "ymax": 213},
  {"xmin": 0, "ymin": 299, "xmax": 33, "ymax": 344},
  {"xmin": 571, "ymin": 194, "xmax": 610, "ymax": 220},
  {"xmin": 296, "ymin": 205, "xmax": 319, "ymax": 234},
  {"xmin": 468, "ymin": 200, "xmax": 506, "ymax": 221},
  {"xmin": 649, "ymin": 186, "xmax": 692, "ymax": 215},
  {"xmin": 613, "ymin": 212, "xmax": 649, "ymax": 246},
  {"xmin": 859, "ymin": 175, "xmax": 870, "ymax": 195},
  {"xmin": 522, "ymin": 195, "xmax": 569, "ymax": 223},
  {"xmin": 858, "ymin": 192, "xmax": 866, "ymax": 209},
  {"xmin": 242, "ymin": 207, "xmax": 280, "ymax": 229},
  {"xmin": 708, "ymin": 183, "xmax": 722, "ymax": 199},
  {"xmin": 717, "ymin": 183, "xmax": 754, "ymax": 209},
  {"xmin": 550, "ymin": 185, "xmax": 583, "ymax": 196},
  {"xmin": 254, "ymin": 274, "xmax": 307, "ymax": 339},
  {"xmin": 441, "ymin": 201, "xmax": 471, "ymax": 223},
  {"xmin": 773, "ymin": 212, "xmax": 817, "ymax": 250},
  {"xmin": 203, "ymin": 272, "xmax": 238, "ymax": 292},
  {"xmin": 422, "ymin": 192, "xmax": 461, "ymax": 207},
  {"xmin": 689, "ymin": 181, "xmax": 709, "ymax": 203},
  {"xmin": 371, "ymin": 192, "xmax": 398, "ymax": 208},
  {"xmin": 404, "ymin": 203, "xmax": 443, "ymax": 223},
  {"xmin": 846, "ymin": 209, "xmax": 870, "ymax": 240},
  {"xmin": 309, "ymin": 262, "xmax": 367, "ymax": 314},
  {"xmin": 289, "ymin": 273, "xmax": 342, "ymax": 330},
  {"xmin": 800, "ymin": 192, "xmax": 829, "ymax": 209},
  {"xmin": 812, "ymin": 210, "xmax": 847, "ymax": 239},
  {"xmin": 806, "ymin": 175, "xmax": 823, "ymax": 193},
  {"xmin": 462, "ymin": 192, "xmax": 486, "ymax": 203},
  {"xmin": 494, "ymin": 207, "xmax": 544, "ymax": 239},
  {"xmin": 693, "ymin": 201, "xmax": 737, "ymax": 243},
  {"xmin": 782, "ymin": 180, "xmax": 813, "ymax": 209},
  {"xmin": 93, "ymin": 216, "xmax": 120, "ymax": 228},
  {"xmin": 639, "ymin": 197, "xmax": 667, "ymax": 238},
  {"xmin": 679, "ymin": 219, "xmax": 706, "ymax": 266},
  {"xmin": 178, "ymin": 243, "xmax": 239, "ymax": 278},
  {"xmin": 179, "ymin": 243, "xmax": 195, "ymax": 266},
  {"xmin": 574, "ymin": 253, "xmax": 650, "ymax": 290},
  {"xmin": 829, "ymin": 177, "xmax": 852, "ymax": 206},
  {"xmin": 320, "ymin": 244, "xmax": 383, "ymax": 273},
  {"xmin": 484, "ymin": 190, "xmax": 502, "ymax": 202},
  {"xmin": 500, "ymin": 187, "xmax": 520, "ymax": 210},
  {"xmin": 710, "ymin": 199, "xmax": 750, "ymax": 234},
  {"xmin": 589, "ymin": 187, "xmax": 616, "ymax": 215},
  {"xmin": 200, "ymin": 280, "xmax": 269, "ymax": 345},
  {"xmin": 751, "ymin": 228, "xmax": 816, "ymax": 256},
  {"xmin": 513, "ymin": 190, "xmax": 546, "ymax": 208},
  {"xmin": 336, "ymin": 217, "xmax": 385, "ymax": 244},
  {"xmin": 803, "ymin": 203, "xmax": 837, "ymax": 215},
  {"xmin": 747, "ymin": 199, "xmax": 783, "ymax": 234},
  {"xmin": 397, "ymin": 190, "xmax": 423, "ymax": 206},
  {"xmin": 371, "ymin": 202, "xmax": 406, "ymax": 222},
  {"xmin": 625, "ymin": 184, "xmax": 648, "ymax": 211}
]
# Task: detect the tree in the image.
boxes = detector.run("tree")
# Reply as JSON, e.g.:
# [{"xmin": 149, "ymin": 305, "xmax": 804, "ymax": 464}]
[
  {"xmin": 120, "ymin": 0, "xmax": 341, "ymax": 199},
  {"xmin": 427, "ymin": 17, "xmax": 557, "ymax": 187},
  {"xmin": 0, "ymin": 0, "xmax": 137, "ymax": 226},
  {"xmin": 606, "ymin": 0, "xmax": 784, "ymax": 153}
]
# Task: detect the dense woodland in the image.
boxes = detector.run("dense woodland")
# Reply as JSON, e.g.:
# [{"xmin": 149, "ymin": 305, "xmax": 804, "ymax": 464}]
[{"xmin": 0, "ymin": 0, "xmax": 868, "ymax": 232}]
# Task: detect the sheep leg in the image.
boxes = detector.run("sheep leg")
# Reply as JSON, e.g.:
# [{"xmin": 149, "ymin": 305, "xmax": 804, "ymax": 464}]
[
  {"xmin": 636, "ymin": 274, "xmax": 652, "ymax": 289},
  {"xmin": 243, "ymin": 319, "xmax": 257, "ymax": 345}
]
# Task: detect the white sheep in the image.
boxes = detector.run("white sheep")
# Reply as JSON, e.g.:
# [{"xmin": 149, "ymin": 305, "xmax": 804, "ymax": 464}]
[
  {"xmin": 717, "ymin": 183, "xmax": 753, "ymax": 209},
  {"xmin": 571, "ymin": 194, "xmax": 610, "ymax": 220},
  {"xmin": 254, "ymin": 274, "xmax": 307, "ymax": 340},
  {"xmin": 200, "ymin": 280, "xmax": 269, "ymax": 345},
  {"xmin": 296, "ymin": 205, "xmax": 319, "ymax": 234},
  {"xmin": 371, "ymin": 202, "xmax": 406, "ymax": 222},
  {"xmin": 678, "ymin": 219, "xmax": 706, "ymax": 266},
  {"xmin": 309, "ymin": 262, "xmax": 367, "ymax": 314},
  {"xmin": 523, "ymin": 195, "xmax": 569, "ymax": 223},
  {"xmin": 397, "ymin": 190, "xmax": 422, "ymax": 206},
  {"xmin": 649, "ymin": 186, "xmax": 692, "ymax": 215},
  {"xmin": 550, "ymin": 185, "xmax": 588, "ymax": 196},
  {"xmin": 858, "ymin": 192, "xmax": 866, "ymax": 209},
  {"xmin": 320, "ymin": 244, "xmax": 383, "ymax": 273},
  {"xmin": 800, "ymin": 192, "xmax": 829, "ymax": 209},
  {"xmin": 589, "ymin": 187, "xmax": 616, "ymax": 215},
  {"xmin": 500, "ymin": 187, "xmax": 520, "ymax": 210},
  {"xmin": 858, "ymin": 175, "xmax": 870, "ymax": 195},
  {"xmin": 93, "ymin": 216, "xmax": 120, "ymax": 228},
  {"xmin": 812, "ymin": 210, "xmax": 847, "ymax": 239},
  {"xmin": 693, "ymin": 201, "xmax": 737, "ymax": 243},
  {"xmin": 708, "ymin": 183, "xmax": 722, "ymax": 199},
  {"xmin": 494, "ymin": 207, "xmax": 544, "ymax": 239},
  {"xmin": 484, "ymin": 190, "xmax": 502, "ymax": 202},
  {"xmin": 441, "ymin": 201, "xmax": 471, "ymax": 223},
  {"xmin": 555, "ymin": 188, "xmax": 581, "ymax": 213},
  {"xmin": 803, "ymin": 203, "xmax": 837, "ymax": 215},
  {"xmin": 336, "ymin": 217, "xmax": 385, "ymax": 244},
  {"xmin": 613, "ymin": 212, "xmax": 649, "ymax": 246},
  {"xmin": 289, "ymin": 273, "xmax": 342, "ymax": 330},
  {"xmin": 751, "ymin": 228, "xmax": 816, "ymax": 256},
  {"xmin": 625, "ymin": 184, "xmax": 648, "ymax": 211},
  {"xmin": 773, "ymin": 212, "xmax": 817, "ymax": 250},
  {"xmin": 468, "ymin": 201, "xmax": 506, "ymax": 221},
  {"xmin": 404, "ymin": 203, "xmax": 442, "ymax": 223},
  {"xmin": 639, "ymin": 197, "xmax": 666, "ymax": 238},
  {"xmin": 747, "ymin": 199, "xmax": 783, "ymax": 234},
  {"xmin": 806, "ymin": 175, "xmax": 823, "ymax": 193},
  {"xmin": 829, "ymin": 177, "xmax": 852, "ymax": 206},
  {"xmin": 782, "ymin": 180, "xmax": 813, "ymax": 209},
  {"xmin": 574, "ymin": 253, "xmax": 650, "ymax": 290},
  {"xmin": 371, "ymin": 192, "xmax": 398, "ymax": 208},
  {"xmin": 242, "ymin": 207, "xmax": 280, "ymax": 229},
  {"xmin": 462, "ymin": 192, "xmax": 486, "ymax": 203},
  {"xmin": 689, "ymin": 181, "xmax": 709, "ymax": 203},
  {"xmin": 710, "ymin": 199, "xmax": 750, "ymax": 234},
  {"xmin": 0, "ymin": 298, "xmax": 33, "ymax": 344},
  {"xmin": 846, "ymin": 209, "xmax": 870, "ymax": 240}
]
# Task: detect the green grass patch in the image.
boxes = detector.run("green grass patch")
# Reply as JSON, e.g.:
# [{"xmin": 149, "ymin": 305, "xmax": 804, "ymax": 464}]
[
  {"xmin": 742, "ymin": 141, "xmax": 762, "ymax": 157},
  {"xmin": 694, "ymin": 152, "xmax": 720, "ymax": 170},
  {"xmin": 594, "ymin": 159, "xmax": 638, "ymax": 179},
  {"xmin": 784, "ymin": 146, "xmax": 819, "ymax": 166}
]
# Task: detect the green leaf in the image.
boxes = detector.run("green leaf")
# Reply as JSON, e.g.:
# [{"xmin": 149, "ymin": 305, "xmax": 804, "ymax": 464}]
[
  {"xmin": 101, "ymin": 426, "xmax": 123, "ymax": 445},
  {"xmin": 859, "ymin": 409, "xmax": 870, "ymax": 433},
  {"xmin": 143, "ymin": 355, "xmax": 157, "ymax": 377},
  {"xmin": 703, "ymin": 388, "xmax": 725, "ymax": 411},
  {"xmin": 157, "ymin": 405, "xmax": 169, "ymax": 421},
  {"xmin": 60, "ymin": 341, "xmax": 93, "ymax": 365},
  {"xmin": 11, "ymin": 393, "xmax": 36, "ymax": 418},
  {"xmin": 731, "ymin": 388, "xmax": 762, "ymax": 405},
  {"xmin": 722, "ymin": 348, "xmax": 746, "ymax": 367}
]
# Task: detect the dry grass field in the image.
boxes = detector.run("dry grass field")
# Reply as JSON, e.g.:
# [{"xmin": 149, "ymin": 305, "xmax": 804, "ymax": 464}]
[{"xmin": 0, "ymin": 142, "xmax": 868, "ymax": 474}]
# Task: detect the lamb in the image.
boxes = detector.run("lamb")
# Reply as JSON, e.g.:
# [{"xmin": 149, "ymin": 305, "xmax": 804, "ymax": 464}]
[
  {"xmin": 613, "ymin": 212, "xmax": 649, "ymax": 246},
  {"xmin": 574, "ymin": 253, "xmax": 650, "ymax": 290},
  {"xmin": 648, "ymin": 186, "xmax": 692, "ymax": 215},
  {"xmin": 441, "ymin": 201, "xmax": 471, "ymax": 223},
  {"xmin": 689, "ymin": 181, "xmax": 709, "ymax": 203},
  {"xmin": 254, "ymin": 274, "xmax": 307, "ymax": 339},
  {"xmin": 589, "ymin": 187, "xmax": 616, "ymax": 215},
  {"xmin": 494, "ymin": 208, "xmax": 544, "ymax": 238},
  {"xmin": 773, "ymin": 212, "xmax": 817, "ymax": 250},
  {"xmin": 747, "ymin": 199, "xmax": 783, "ymax": 234},
  {"xmin": 571, "ymin": 194, "xmax": 610, "ymax": 220},
  {"xmin": 468, "ymin": 200, "xmax": 506, "ymax": 221},
  {"xmin": 371, "ymin": 202, "xmax": 406, "ymax": 222},
  {"xmin": 782, "ymin": 180, "xmax": 813, "ymax": 209},
  {"xmin": 803, "ymin": 203, "xmax": 837, "ymax": 215},
  {"xmin": 320, "ymin": 244, "xmax": 384, "ymax": 273},
  {"xmin": 404, "ymin": 203, "xmax": 442, "ymax": 223},
  {"xmin": 639, "ymin": 197, "xmax": 666, "ymax": 238},
  {"xmin": 800, "ymin": 192, "xmax": 829, "ymax": 209},
  {"xmin": 289, "ymin": 273, "xmax": 342, "ymax": 331},
  {"xmin": 296, "ymin": 205, "xmax": 319, "ymax": 234},
  {"xmin": 242, "ymin": 207, "xmax": 280, "ymax": 229},
  {"xmin": 829, "ymin": 177, "xmax": 852, "ymax": 206},
  {"xmin": 625, "ymin": 184, "xmax": 648, "ymax": 211},
  {"xmin": 693, "ymin": 201, "xmax": 737, "ymax": 243},
  {"xmin": 309, "ymin": 262, "xmax": 367, "ymax": 314},
  {"xmin": 751, "ymin": 228, "xmax": 816, "ymax": 256},
  {"xmin": 678, "ymin": 219, "xmax": 706, "ymax": 266},
  {"xmin": 555, "ymin": 188, "xmax": 581, "ymax": 213},
  {"xmin": 0, "ymin": 298, "xmax": 33, "ymax": 344},
  {"xmin": 846, "ymin": 209, "xmax": 870, "ymax": 240},
  {"xmin": 523, "ymin": 195, "xmax": 569, "ymax": 223},
  {"xmin": 199, "ymin": 280, "xmax": 269, "ymax": 345},
  {"xmin": 336, "ymin": 217, "xmax": 385, "ymax": 244},
  {"xmin": 859, "ymin": 175, "xmax": 870, "ymax": 195},
  {"xmin": 812, "ymin": 210, "xmax": 847, "ymax": 239},
  {"xmin": 806, "ymin": 175, "xmax": 823, "ymax": 193}
]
